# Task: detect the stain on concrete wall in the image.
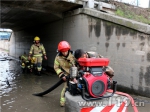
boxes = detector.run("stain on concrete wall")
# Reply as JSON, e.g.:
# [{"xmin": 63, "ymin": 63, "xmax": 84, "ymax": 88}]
[
  {"xmin": 138, "ymin": 33, "xmax": 147, "ymax": 41},
  {"xmin": 122, "ymin": 43, "xmax": 126, "ymax": 47},
  {"xmin": 144, "ymin": 66, "xmax": 150, "ymax": 86},
  {"xmin": 147, "ymin": 52, "xmax": 150, "ymax": 62},
  {"xmin": 94, "ymin": 20, "xmax": 101, "ymax": 37},
  {"xmin": 130, "ymin": 29, "xmax": 137, "ymax": 37},
  {"xmin": 103, "ymin": 21, "xmax": 113, "ymax": 41},
  {"xmin": 105, "ymin": 42, "xmax": 109, "ymax": 52},
  {"xmin": 115, "ymin": 25, "xmax": 122, "ymax": 37},
  {"xmin": 115, "ymin": 25, "xmax": 130, "ymax": 36},
  {"xmin": 139, "ymin": 66, "xmax": 144, "ymax": 86},
  {"xmin": 116, "ymin": 43, "xmax": 120, "ymax": 50},
  {"xmin": 88, "ymin": 18, "xmax": 93, "ymax": 38},
  {"xmin": 88, "ymin": 18, "xmax": 101, "ymax": 38}
]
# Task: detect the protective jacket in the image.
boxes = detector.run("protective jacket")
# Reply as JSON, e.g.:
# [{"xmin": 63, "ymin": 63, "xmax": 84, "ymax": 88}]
[
  {"xmin": 29, "ymin": 43, "xmax": 46, "ymax": 56},
  {"xmin": 54, "ymin": 52, "xmax": 75, "ymax": 78},
  {"xmin": 21, "ymin": 54, "xmax": 29, "ymax": 63}
]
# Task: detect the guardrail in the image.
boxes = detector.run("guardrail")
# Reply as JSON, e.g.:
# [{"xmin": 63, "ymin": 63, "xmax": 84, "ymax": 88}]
[{"xmin": 66, "ymin": 0, "xmax": 116, "ymax": 10}]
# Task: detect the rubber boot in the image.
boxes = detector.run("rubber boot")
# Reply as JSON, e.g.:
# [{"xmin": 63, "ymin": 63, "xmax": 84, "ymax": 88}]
[
  {"xmin": 37, "ymin": 71, "xmax": 41, "ymax": 76},
  {"xmin": 60, "ymin": 102, "xmax": 65, "ymax": 107}
]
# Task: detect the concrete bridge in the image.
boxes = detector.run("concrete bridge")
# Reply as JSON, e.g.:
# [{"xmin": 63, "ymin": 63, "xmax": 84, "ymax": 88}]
[{"xmin": 1, "ymin": 0, "xmax": 150, "ymax": 97}]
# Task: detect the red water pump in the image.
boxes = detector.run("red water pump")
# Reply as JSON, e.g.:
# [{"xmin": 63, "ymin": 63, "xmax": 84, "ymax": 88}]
[{"xmin": 68, "ymin": 58, "xmax": 117, "ymax": 101}]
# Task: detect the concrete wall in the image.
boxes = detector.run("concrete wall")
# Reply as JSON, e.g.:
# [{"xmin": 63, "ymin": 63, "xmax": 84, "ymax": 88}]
[
  {"xmin": 9, "ymin": 9, "xmax": 150, "ymax": 97},
  {"xmin": 0, "ymin": 40, "xmax": 10, "ymax": 51},
  {"xmin": 9, "ymin": 30, "xmax": 36, "ymax": 58},
  {"xmin": 38, "ymin": 20, "xmax": 63, "ymax": 66}
]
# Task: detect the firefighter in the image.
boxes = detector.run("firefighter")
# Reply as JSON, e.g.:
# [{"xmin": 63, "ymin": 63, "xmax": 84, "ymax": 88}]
[
  {"xmin": 28, "ymin": 56, "xmax": 36, "ymax": 73},
  {"xmin": 74, "ymin": 49, "xmax": 114, "ymax": 79},
  {"xmin": 54, "ymin": 41, "xmax": 75, "ymax": 107},
  {"xmin": 19, "ymin": 52, "xmax": 30, "ymax": 73},
  {"xmin": 28, "ymin": 36, "xmax": 47, "ymax": 76}
]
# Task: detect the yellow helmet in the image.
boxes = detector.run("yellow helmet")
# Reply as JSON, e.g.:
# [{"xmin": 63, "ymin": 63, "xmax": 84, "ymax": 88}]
[
  {"xmin": 34, "ymin": 36, "xmax": 40, "ymax": 41},
  {"xmin": 22, "ymin": 63, "xmax": 25, "ymax": 66}
]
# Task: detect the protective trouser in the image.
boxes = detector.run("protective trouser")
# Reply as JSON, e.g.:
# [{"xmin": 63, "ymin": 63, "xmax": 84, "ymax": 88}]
[
  {"xmin": 30, "ymin": 64, "xmax": 33, "ymax": 69},
  {"xmin": 21, "ymin": 60, "xmax": 29, "ymax": 68},
  {"xmin": 60, "ymin": 82, "xmax": 67, "ymax": 105},
  {"xmin": 26, "ymin": 62, "xmax": 31, "ymax": 70},
  {"xmin": 34, "ymin": 56, "xmax": 43, "ymax": 72}
]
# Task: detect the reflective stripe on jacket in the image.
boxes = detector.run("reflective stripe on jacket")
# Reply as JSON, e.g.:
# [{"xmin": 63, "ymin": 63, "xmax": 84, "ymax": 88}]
[{"xmin": 21, "ymin": 55, "xmax": 29, "ymax": 62}]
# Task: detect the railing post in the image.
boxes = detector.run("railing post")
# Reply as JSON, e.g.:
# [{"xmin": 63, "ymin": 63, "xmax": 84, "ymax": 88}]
[
  {"xmin": 98, "ymin": 2, "xmax": 103, "ymax": 10},
  {"xmin": 82, "ymin": 0, "xmax": 94, "ymax": 8},
  {"xmin": 78, "ymin": 0, "xmax": 116, "ymax": 10}
]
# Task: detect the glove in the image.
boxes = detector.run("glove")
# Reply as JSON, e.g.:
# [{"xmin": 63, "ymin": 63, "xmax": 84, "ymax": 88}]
[
  {"xmin": 44, "ymin": 55, "xmax": 47, "ymax": 60},
  {"xmin": 60, "ymin": 74, "xmax": 67, "ymax": 81},
  {"xmin": 28, "ymin": 56, "xmax": 31, "ymax": 60}
]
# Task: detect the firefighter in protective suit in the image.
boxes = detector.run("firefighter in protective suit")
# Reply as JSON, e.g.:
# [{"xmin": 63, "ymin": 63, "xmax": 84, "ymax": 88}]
[
  {"xmin": 19, "ymin": 52, "xmax": 30, "ymax": 73},
  {"xmin": 54, "ymin": 41, "xmax": 75, "ymax": 107},
  {"xmin": 28, "ymin": 36, "xmax": 47, "ymax": 76},
  {"xmin": 28, "ymin": 56, "xmax": 36, "ymax": 73}
]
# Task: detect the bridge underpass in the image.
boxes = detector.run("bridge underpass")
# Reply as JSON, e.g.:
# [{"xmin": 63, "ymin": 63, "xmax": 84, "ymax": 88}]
[{"xmin": 1, "ymin": 0, "xmax": 150, "ymax": 112}]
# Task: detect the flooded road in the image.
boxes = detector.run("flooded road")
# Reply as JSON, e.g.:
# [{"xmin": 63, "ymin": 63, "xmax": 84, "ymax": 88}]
[
  {"xmin": 0, "ymin": 49, "xmax": 150, "ymax": 112},
  {"xmin": 0, "ymin": 50, "xmax": 65, "ymax": 112}
]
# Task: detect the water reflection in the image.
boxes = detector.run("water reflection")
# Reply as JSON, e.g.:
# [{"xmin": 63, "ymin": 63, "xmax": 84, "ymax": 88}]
[{"xmin": 0, "ymin": 60, "xmax": 12, "ymax": 95}]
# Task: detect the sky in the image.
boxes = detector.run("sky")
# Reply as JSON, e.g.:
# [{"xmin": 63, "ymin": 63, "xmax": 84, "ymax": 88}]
[{"xmin": 116, "ymin": 0, "xmax": 149, "ymax": 8}]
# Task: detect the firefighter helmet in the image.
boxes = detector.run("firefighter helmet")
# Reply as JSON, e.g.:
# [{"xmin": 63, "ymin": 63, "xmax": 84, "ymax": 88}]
[
  {"xmin": 22, "ymin": 63, "xmax": 25, "ymax": 66},
  {"xmin": 34, "ymin": 36, "xmax": 40, "ymax": 41},
  {"xmin": 58, "ymin": 41, "xmax": 71, "ymax": 52}
]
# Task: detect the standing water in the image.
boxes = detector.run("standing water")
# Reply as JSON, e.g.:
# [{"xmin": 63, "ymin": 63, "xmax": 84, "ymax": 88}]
[{"xmin": 0, "ymin": 50, "xmax": 65, "ymax": 112}]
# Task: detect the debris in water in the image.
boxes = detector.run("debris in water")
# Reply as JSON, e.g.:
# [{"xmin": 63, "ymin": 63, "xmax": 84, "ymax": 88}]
[{"xmin": 6, "ymin": 78, "xmax": 11, "ymax": 87}]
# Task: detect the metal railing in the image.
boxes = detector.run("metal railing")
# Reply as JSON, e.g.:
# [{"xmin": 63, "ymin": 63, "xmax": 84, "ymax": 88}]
[{"xmin": 66, "ymin": 0, "xmax": 116, "ymax": 10}]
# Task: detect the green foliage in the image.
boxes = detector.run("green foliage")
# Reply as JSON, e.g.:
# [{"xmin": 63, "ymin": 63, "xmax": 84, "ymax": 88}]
[
  {"xmin": 116, "ymin": 9, "xmax": 124, "ymax": 17},
  {"xmin": 135, "ymin": 15, "xmax": 150, "ymax": 24},
  {"xmin": 115, "ymin": 7, "xmax": 150, "ymax": 24}
]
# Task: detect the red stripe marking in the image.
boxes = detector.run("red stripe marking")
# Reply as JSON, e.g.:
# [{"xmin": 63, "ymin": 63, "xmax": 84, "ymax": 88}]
[
  {"xmin": 117, "ymin": 102, "xmax": 126, "ymax": 112},
  {"xmin": 107, "ymin": 89, "xmax": 138, "ymax": 112},
  {"xmin": 80, "ymin": 107, "xmax": 94, "ymax": 112},
  {"xmin": 125, "ymin": 106, "xmax": 128, "ymax": 112},
  {"xmin": 101, "ymin": 104, "xmax": 115, "ymax": 112}
]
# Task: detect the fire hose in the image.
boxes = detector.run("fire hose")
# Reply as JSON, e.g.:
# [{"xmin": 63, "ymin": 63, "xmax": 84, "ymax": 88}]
[
  {"xmin": 33, "ymin": 79, "xmax": 64, "ymax": 96},
  {"xmin": 107, "ymin": 89, "xmax": 138, "ymax": 112}
]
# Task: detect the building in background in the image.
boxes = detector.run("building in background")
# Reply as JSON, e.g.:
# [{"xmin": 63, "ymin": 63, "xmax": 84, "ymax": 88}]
[
  {"xmin": 0, "ymin": 29, "xmax": 12, "ymax": 51},
  {"xmin": 0, "ymin": 29, "xmax": 12, "ymax": 40}
]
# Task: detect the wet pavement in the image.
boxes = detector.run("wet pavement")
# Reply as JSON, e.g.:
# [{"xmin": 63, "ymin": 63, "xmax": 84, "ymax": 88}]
[
  {"xmin": 0, "ymin": 50, "xmax": 65, "ymax": 112},
  {"xmin": 0, "ymin": 49, "xmax": 150, "ymax": 112}
]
